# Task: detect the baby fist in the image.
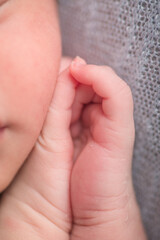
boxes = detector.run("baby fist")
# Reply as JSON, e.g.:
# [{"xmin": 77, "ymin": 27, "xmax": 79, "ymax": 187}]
[{"xmin": 69, "ymin": 57, "xmax": 147, "ymax": 240}]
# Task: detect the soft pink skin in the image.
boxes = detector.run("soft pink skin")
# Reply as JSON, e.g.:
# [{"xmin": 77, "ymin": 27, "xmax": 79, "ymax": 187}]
[
  {"xmin": 70, "ymin": 60, "xmax": 146, "ymax": 240},
  {"xmin": 0, "ymin": 0, "xmax": 61, "ymax": 192},
  {"xmin": 0, "ymin": 1, "xmax": 146, "ymax": 239},
  {"xmin": 0, "ymin": 56, "xmax": 147, "ymax": 240}
]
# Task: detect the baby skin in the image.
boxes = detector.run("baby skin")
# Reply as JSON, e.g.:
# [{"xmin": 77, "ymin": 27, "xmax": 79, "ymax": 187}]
[{"xmin": 0, "ymin": 57, "xmax": 147, "ymax": 240}]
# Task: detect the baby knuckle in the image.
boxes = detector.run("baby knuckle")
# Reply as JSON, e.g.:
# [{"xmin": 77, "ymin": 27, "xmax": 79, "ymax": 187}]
[
  {"xmin": 118, "ymin": 80, "xmax": 133, "ymax": 100},
  {"xmin": 101, "ymin": 65, "xmax": 115, "ymax": 74}
]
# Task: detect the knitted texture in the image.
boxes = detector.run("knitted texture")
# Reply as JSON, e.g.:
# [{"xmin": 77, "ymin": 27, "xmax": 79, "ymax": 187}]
[{"xmin": 58, "ymin": 1, "xmax": 160, "ymax": 239}]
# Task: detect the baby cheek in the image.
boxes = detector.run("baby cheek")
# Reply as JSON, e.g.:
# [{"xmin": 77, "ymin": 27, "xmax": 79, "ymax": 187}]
[
  {"xmin": 12, "ymin": 73, "xmax": 56, "ymax": 134},
  {"xmin": 3, "ymin": 44, "xmax": 58, "ymax": 133},
  {"xmin": 0, "ymin": 6, "xmax": 61, "ymax": 132},
  {"xmin": 21, "ymin": 62, "xmax": 57, "ymax": 132},
  {"xmin": 25, "ymin": 80, "xmax": 54, "ymax": 124}
]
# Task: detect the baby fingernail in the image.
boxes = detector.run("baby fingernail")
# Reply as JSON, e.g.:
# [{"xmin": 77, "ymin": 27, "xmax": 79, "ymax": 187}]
[
  {"xmin": 75, "ymin": 56, "xmax": 86, "ymax": 64},
  {"xmin": 71, "ymin": 56, "xmax": 86, "ymax": 68}
]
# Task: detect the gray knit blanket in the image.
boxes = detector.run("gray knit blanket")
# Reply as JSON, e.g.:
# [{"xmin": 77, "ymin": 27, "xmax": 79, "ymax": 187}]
[{"xmin": 58, "ymin": 1, "xmax": 160, "ymax": 239}]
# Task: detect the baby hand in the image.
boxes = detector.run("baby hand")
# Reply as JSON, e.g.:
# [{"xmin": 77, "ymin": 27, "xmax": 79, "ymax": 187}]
[
  {"xmin": 0, "ymin": 59, "xmax": 76, "ymax": 240},
  {"xmin": 70, "ymin": 57, "xmax": 147, "ymax": 240}
]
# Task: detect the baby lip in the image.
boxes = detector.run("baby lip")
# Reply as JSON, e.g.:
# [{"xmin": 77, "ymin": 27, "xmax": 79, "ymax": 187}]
[
  {"xmin": 0, "ymin": 126, "xmax": 7, "ymax": 136},
  {"xmin": 0, "ymin": 123, "xmax": 7, "ymax": 130},
  {"xmin": 0, "ymin": 127, "xmax": 6, "ymax": 131}
]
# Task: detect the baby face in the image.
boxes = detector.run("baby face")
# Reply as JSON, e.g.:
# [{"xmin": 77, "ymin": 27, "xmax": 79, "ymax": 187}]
[{"xmin": 0, "ymin": 0, "xmax": 61, "ymax": 192}]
